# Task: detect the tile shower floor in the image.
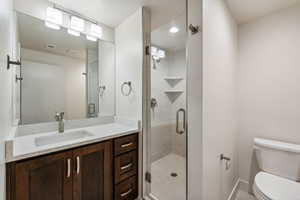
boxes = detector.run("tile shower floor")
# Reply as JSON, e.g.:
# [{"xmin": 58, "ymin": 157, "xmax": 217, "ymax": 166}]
[{"xmin": 151, "ymin": 154, "xmax": 186, "ymax": 200}]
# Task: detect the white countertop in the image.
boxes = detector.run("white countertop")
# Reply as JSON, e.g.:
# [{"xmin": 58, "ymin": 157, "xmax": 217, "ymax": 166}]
[{"xmin": 6, "ymin": 121, "xmax": 140, "ymax": 162}]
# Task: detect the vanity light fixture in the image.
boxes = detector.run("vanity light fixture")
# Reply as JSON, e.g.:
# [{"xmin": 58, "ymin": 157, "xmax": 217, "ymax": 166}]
[
  {"xmin": 86, "ymin": 35, "xmax": 97, "ymax": 42},
  {"xmin": 45, "ymin": 21, "xmax": 60, "ymax": 30},
  {"xmin": 67, "ymin": 16, "xmax": 84, "ymax": 37},
  {"xmin": 90, "ymin": 24, "xmax": 103, "ymax": 39},
  {"xmin": 70, "ymin": 16, "xmax": 85, "ymax": 32},
  {"xmin": 45, "ymin": 6, "xmax": 103, "ymax": 41},
  {"xmin": 151, "ymin": 46, "xmax": 158, "ymax": 55},
  {"xmin": 45, "ymin": 7, "xmax": 63, "ymax": 30},
  {"xmin": 169, "ymin": 26, "xmax": 179, "ymax": 33},
  {"xmin": 158, "ymin": 49, "xmax": 166, "ymax": 58},
  {"xmin": 151, "ymin": 46, "xmax": 166, "ymax": 60},
  {"xmin": 151, "ymin": 46, "xmax": 166, "ymax": 69}
]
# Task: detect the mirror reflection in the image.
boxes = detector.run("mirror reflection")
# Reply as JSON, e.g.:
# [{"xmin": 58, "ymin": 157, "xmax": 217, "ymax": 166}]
[{"xmin": 17, "ymin": 12, "xmax": 115, "ymax": 125}]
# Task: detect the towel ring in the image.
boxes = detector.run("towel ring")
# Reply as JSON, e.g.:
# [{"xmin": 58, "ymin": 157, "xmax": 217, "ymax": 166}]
[{"xmin": 121, "ymin": 81, "xmax": 132, "ymax": 96}]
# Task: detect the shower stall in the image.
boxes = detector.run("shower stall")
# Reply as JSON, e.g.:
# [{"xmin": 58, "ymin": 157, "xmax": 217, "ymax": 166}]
[
  {"xmin": 150, "ymin": 48, "xmax": 187, "ymax": 200},
  {"xmin": 146, "ymin": 7, "xmax": 188, "ymax": 199}
]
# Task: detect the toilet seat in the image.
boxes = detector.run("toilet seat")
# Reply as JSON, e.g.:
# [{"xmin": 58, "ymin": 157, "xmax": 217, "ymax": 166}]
[{"xmin": 253, "ymin": 172, "xmax": 300, "ymax": 200}]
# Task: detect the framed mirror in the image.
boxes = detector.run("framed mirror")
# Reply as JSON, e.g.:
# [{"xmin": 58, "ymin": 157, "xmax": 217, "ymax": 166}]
[{"xmin": 16, "ymin": 12, "xmax": 116, "ymax": 125}]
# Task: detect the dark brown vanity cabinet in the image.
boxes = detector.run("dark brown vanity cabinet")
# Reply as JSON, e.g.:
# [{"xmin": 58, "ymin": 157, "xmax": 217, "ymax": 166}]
[
  {"xmin": 6, "ymin": 133, "xmax": 138, "ymax": 200},
  {"xmin": 12, "ymin": 150, "xmax": 75, "ymax": 200}
]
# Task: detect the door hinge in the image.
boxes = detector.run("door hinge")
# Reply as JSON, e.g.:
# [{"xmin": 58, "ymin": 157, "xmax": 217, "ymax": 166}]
[
  {"xmin": 145, "ymin": 171, "xmax": 151, "ymax": 183},
  {"xmin": 145, "ymin": 46, "xmax": 150, "ymax": 56}
]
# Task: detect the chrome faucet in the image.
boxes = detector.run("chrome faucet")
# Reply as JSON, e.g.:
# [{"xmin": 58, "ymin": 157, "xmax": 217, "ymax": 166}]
[{"xmin": 55, "ymin": 112, "xmax": 65, "ymax": 133}]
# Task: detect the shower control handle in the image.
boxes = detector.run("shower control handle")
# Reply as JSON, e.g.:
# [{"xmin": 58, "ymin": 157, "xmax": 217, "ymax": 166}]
[{"xmin": 176, "ymin": 108, "xmax": 186, "ymax": 135}]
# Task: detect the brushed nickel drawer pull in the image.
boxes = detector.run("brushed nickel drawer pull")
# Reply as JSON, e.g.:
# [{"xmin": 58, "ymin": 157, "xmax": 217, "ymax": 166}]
[
  {"xmin": 76, "ymin": 156, "xmax": 80, "ymax": 175},
  {"xmin": 121, "ymin": 188, "xmax": 132, "ymax": 197},
  {"xmin": 121, "ymin": 163, "xmax": 133, "ymax": 170},
  {"xmin": 121, "ymin": 142, "xmax": 133, "ymax": 148},
  {"xmin": 67, "ymin": 158, "xmax": 71, "ymax": 178}
]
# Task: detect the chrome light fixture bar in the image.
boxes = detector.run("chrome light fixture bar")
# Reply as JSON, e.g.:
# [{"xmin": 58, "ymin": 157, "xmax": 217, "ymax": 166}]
[{"xmin": 53, "ymin": 3, "xmax": 98, "ymax": 25}]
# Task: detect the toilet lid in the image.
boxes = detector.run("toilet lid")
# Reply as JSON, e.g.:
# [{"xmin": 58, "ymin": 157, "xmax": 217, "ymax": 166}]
[{"xmin": 255, "ymin": 172, "xmax": 300, "ymax": 200}]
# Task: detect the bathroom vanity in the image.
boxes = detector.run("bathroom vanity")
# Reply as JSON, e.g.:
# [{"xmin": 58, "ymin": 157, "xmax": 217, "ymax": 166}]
[
  {"xmin": 5, "ymin": 7, "xmax": 143, "ymax": 200},
  {"xmin": 5, "ymin": 121, "xmax": 140, "ymax": 200}
]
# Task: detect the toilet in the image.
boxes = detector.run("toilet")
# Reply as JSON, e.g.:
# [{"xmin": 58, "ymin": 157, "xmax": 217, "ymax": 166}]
[{"xmin": 253, "ymin": 138, "xmax": 300, "ymax": 200}]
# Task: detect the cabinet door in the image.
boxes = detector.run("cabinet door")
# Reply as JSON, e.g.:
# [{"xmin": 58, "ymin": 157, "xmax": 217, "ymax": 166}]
[
  {"xmin": 73, "ymin": 141, "xmax": 113, "ymax": 200},
  {"xmin": 15, "ymin": 151, "xmax": 73, "ymax": 200}
]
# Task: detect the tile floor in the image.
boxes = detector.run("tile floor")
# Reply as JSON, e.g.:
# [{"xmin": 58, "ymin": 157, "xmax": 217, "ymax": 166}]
[
  {"xmin": 150, "ymin": 154, "xmax": 256, "ymax": 200},
  {"xmin": 151, "ymin": 154, "xmax": 186, "ymax": 200},
  {"xmin": 235, "ymin": 191, "xmax": 256, "ymax": 200}
]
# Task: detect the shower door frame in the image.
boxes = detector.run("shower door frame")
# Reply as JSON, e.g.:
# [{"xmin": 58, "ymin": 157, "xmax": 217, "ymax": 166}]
[{"xmin": 142, "ymin": 1, "xmax": 189, "ymax": 199}]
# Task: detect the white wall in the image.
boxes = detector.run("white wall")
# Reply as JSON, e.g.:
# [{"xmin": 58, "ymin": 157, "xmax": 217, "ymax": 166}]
[
  {"xmin": 98, "ymin": 41, "xmax": 115, "ymax": 116},
  {"xmin": 0, "ymin": 0, "xmax": 15, "ymax": 199},
  {"xmin": 238, "ymin": 4, "xmax": 300, "ymax": 183},
  {"xmin": 115, "ymin": 8, "xmax": 143, "ymax": 120},
  {"xmin": 187, "ymin": 0, "xmax": 203, "ymax": 199},
  {"xmin": 21, "ymin": 48, "xmax": 86, "ymax": 123},
  {"xmin": 203, "ymin": 0, "xmax": 238, "ymax": 199},
  {"xmin": 11, "ymin": 12, "xmax": 21, "ymax": 125}
]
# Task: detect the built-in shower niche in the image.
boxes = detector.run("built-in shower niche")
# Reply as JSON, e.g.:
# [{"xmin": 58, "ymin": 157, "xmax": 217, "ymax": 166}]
[
  {"xmin": 164, "ymin": 77, "xmax": 184, "ymax": 102},
  {"xmin": 164, "ymin": 90, "xmax": 183, "ymax": 102},
  {"xmin": 164, "ymin": 77, "xmax": 183, "ymax": 87}
]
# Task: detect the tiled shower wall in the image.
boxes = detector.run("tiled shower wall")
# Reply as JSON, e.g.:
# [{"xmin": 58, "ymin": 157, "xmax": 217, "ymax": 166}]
[{"xmin": 151, "ymin": 49, "xmax": 186, "ymax": 162}]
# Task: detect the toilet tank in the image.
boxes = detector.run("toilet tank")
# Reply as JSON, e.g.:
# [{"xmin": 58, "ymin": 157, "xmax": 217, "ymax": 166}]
[{"xmin": 254, "ymin": 138, "xmax": 300, "ymax": 181}]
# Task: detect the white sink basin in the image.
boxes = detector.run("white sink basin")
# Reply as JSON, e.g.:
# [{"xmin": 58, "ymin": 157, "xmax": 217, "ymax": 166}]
[{"xmin": 35, "ymin": 130, "xmax": 94, "ymax": 147}]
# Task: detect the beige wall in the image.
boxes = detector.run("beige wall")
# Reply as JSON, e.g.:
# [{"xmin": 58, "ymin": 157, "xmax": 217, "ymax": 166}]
[
  {"xmin": 187, "ymin": 0, "xmax": 203, "ymax": 199},
  {"xmin": 98, "ymin": 41, "xmax": 116, "ymax": 116},
  {"xmin": 203, "ymin": 0, "xmax": 238, "ymax": 199},
  {"xmin": 238, "ymin": 4, "xmax": 300, "ymax": 182},
  {"xmin": 115, "ymin": 8, "xmax": 143, "ymax": 120},
  {"xmin": 0, "ymin": 0, "xmax": 15, "ymax": 199}
]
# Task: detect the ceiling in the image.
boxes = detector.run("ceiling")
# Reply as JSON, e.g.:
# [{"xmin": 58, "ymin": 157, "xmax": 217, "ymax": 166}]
[
  {"xmin": 17, "ymin": 0, "xmax": 300, "ymax": 54},
  {"xmin": 50, "ymin": 0, "xmax": 185, "ymax": 29},
  {"xmin": 226, "ymin": 0, "xmax": 300, "ymax": 24},
  {"xmin": 18, "ymin": 13, "xmax": 97, "ymax": 59},
  {"xmin": 151, "ymin": 15, "xmax": 186, "ymax": 51}
]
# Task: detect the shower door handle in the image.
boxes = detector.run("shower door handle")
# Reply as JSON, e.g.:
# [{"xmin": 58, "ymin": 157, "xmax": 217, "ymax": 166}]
[{"xmin": 176, "ymin": 108, "xmax": 186, "ymax": 135}]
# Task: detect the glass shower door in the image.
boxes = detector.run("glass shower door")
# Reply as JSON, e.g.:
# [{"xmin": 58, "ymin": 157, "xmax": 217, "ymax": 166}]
[{"xmin": 147, "ymin": 2, "xmax": 188, "ymax": 199}]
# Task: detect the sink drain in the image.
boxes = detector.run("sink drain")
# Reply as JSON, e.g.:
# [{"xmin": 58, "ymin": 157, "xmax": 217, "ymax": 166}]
[{"xmin": 170, "ymin": 172, "xmax": 178, "ymax": 177}]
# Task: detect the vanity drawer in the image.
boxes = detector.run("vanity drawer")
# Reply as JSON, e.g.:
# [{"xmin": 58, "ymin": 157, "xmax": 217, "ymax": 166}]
[
  {"xmin": 114, "ymin": 134, "xmax": 137, "ymax": 155},
  {"xmin": 115, "ymin": 151, "xmax": 137, "ymax": 183},
  {"xmin": 115, "ymin": 176, "xmax": 137, "ymax": 200}
]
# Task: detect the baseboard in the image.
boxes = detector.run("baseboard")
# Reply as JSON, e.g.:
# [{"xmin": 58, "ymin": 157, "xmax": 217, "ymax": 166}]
[
  {"xmin": 227, "ymin": 179, "xmax": 250, "ymax": 200},
  {"xmin": 239, "ymin": 179, "xmax": 250, "ymax": 192},
  {"xmin": 227, "ymin": 179, "xmax": 240, "ymax": 200},
  {"xmin": 142, "ymin": 193, "xmax": 159, "ymax": 200}
]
